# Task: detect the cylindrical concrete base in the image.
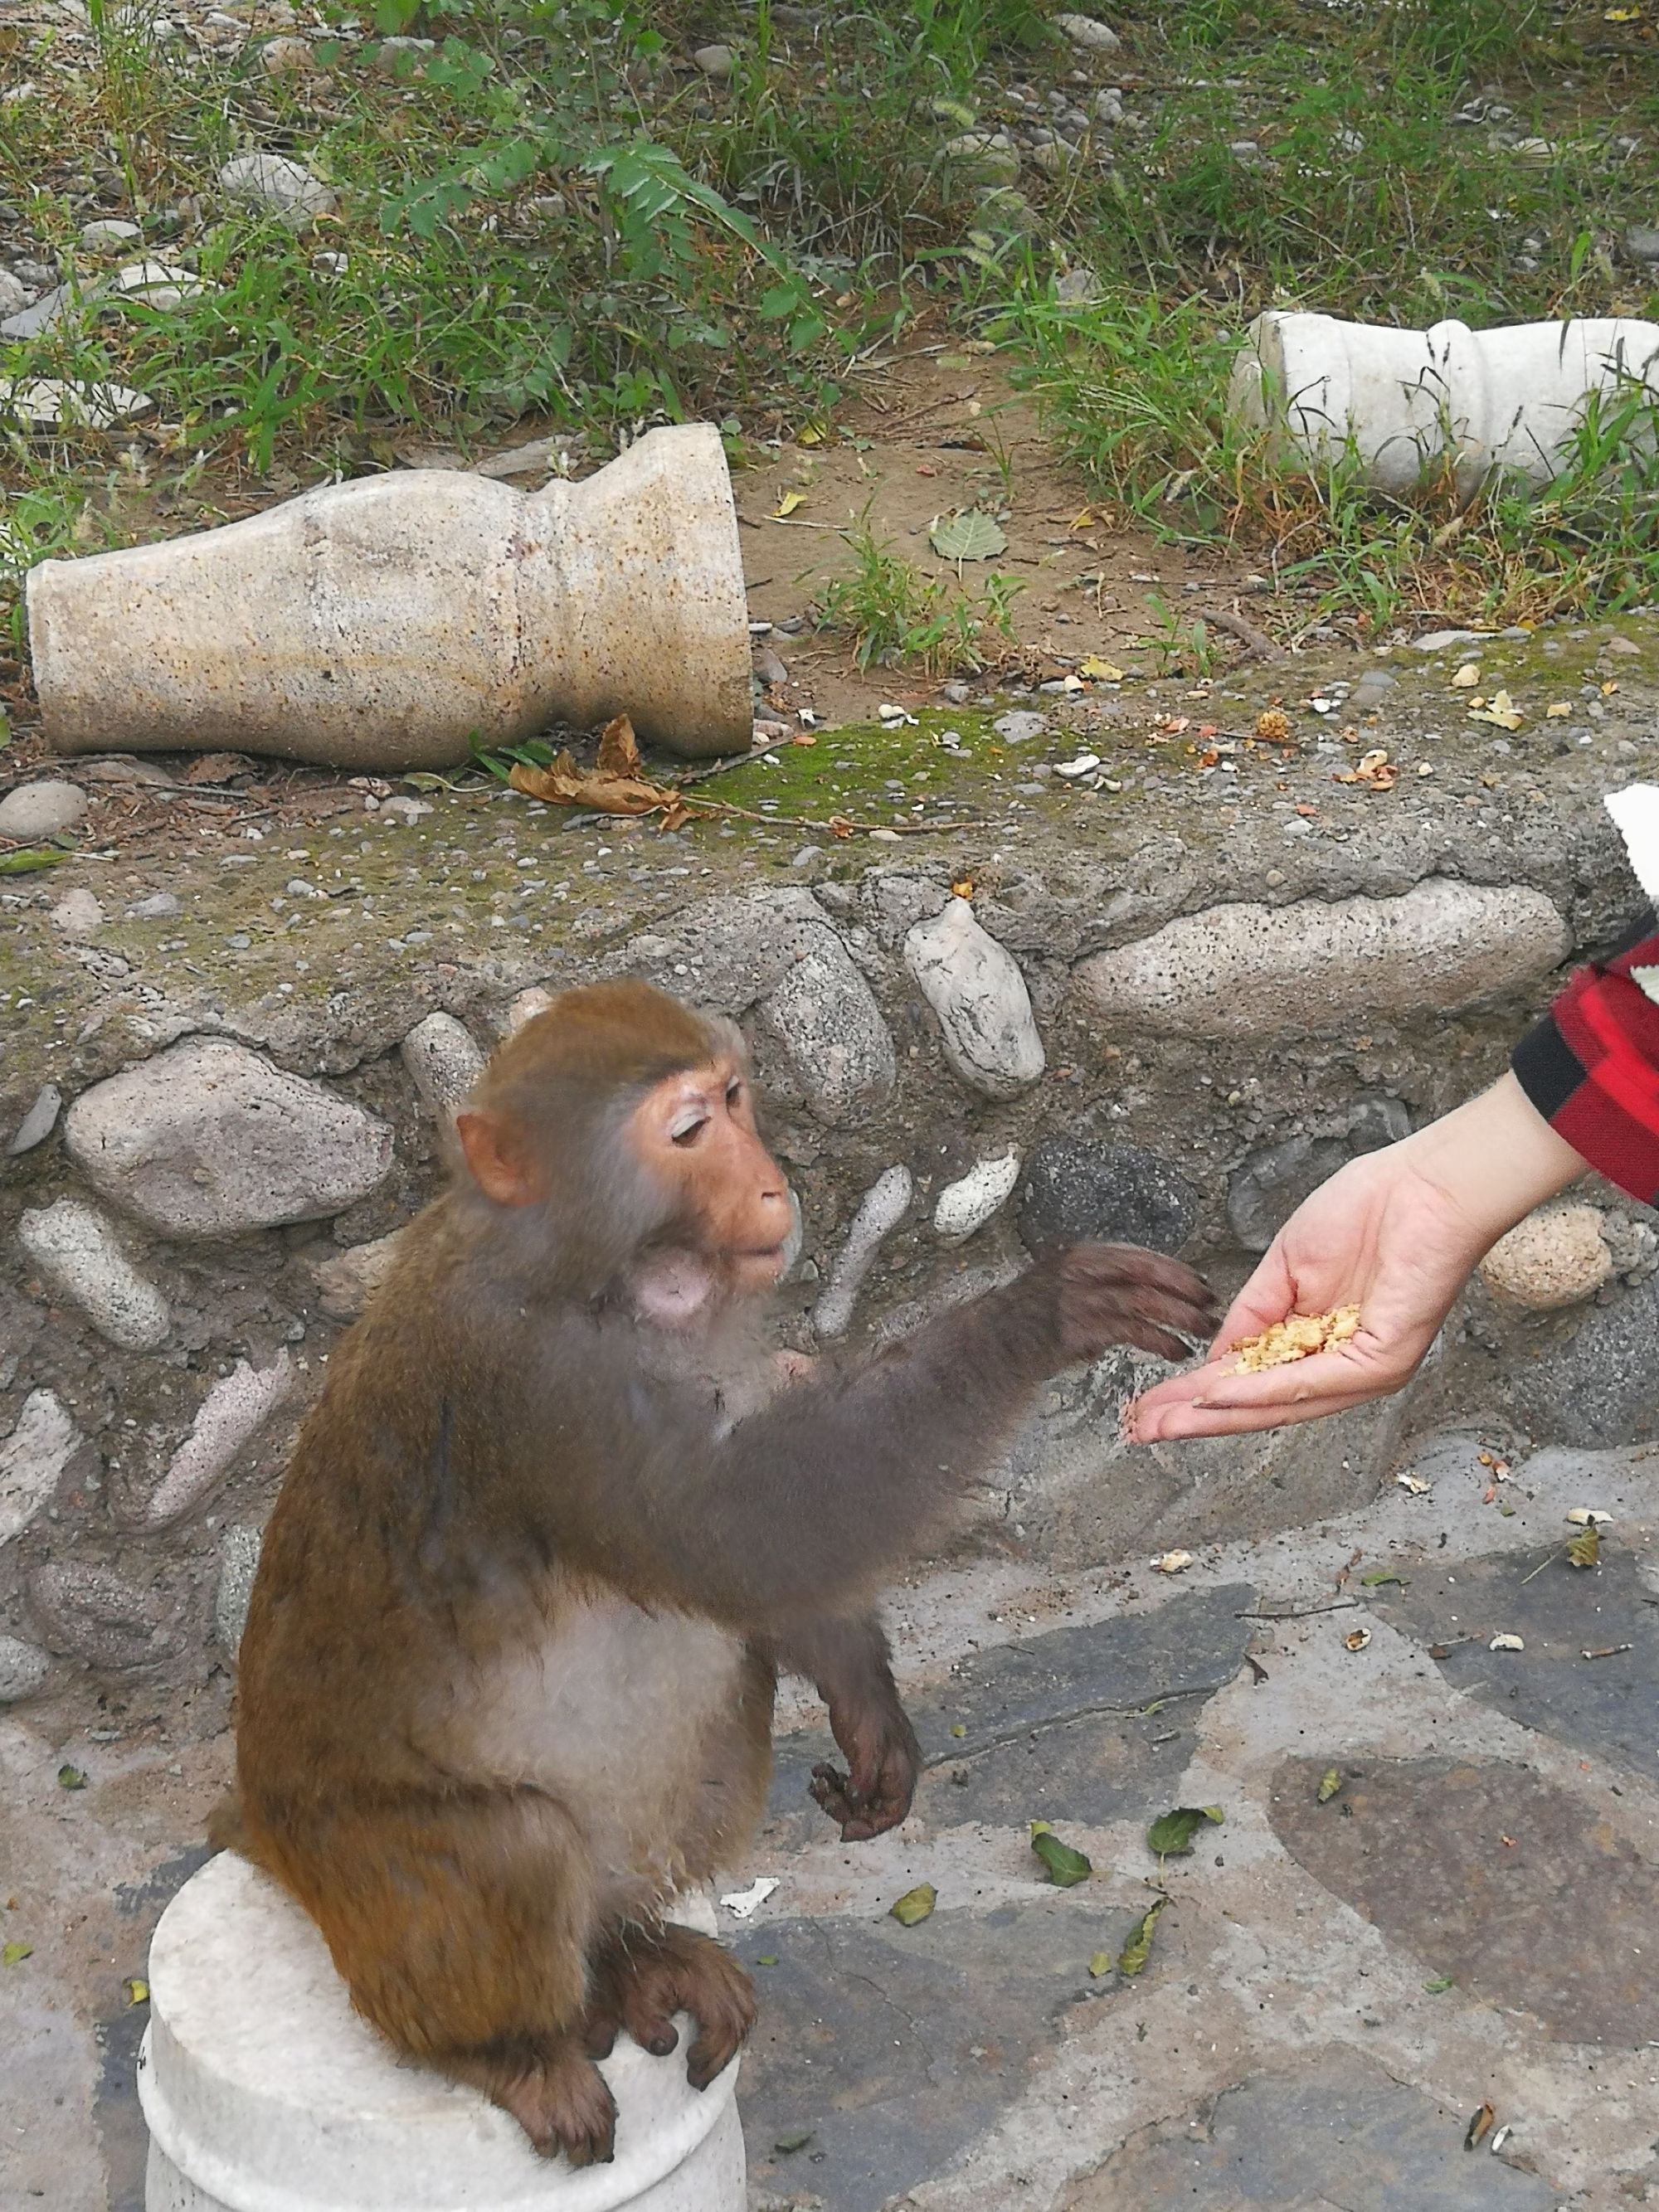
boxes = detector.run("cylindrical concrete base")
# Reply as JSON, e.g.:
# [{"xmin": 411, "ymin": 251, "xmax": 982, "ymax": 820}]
[{"xmin": 139, "ymin": 1853, "xmax": 745, "ymax": 2212}]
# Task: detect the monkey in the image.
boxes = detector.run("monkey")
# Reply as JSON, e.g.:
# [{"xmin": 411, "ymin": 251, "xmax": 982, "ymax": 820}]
[{"xmin": 217, "ymin": 980, "xmax": 1217, "ymax": 2166}]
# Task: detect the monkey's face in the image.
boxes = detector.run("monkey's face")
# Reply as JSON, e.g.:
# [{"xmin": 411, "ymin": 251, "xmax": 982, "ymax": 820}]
[{"xmin": 622, "ymin": 1053, "xmax": 791, "ymax": 1324}]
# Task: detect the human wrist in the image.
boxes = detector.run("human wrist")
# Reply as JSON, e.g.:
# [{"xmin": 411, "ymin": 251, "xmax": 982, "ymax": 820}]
[{"xmin": 1407, "ymin": 1073, "xmax": 1587, "ymax": 1249}]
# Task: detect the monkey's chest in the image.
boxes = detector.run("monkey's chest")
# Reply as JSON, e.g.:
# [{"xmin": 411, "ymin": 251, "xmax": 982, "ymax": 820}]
[{"xmin": 426, "ymin": 1599, "xmax": 773, "ymax": 1915}]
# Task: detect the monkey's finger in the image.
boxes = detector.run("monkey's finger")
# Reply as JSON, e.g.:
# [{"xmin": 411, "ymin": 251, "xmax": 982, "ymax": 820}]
[
  {"xmin": 615, "ymin": 1980, "xmax": 679, "ymax": 2059},
  {"xmin": 810, "ymin": 1762, "xmax": 858, "ymax": 1826},
  {"xmin": 580, "ymin": 2007, "xmax": 621, "ymax": 2061},
  {"xmin": 686, "ymin": 2005, "xmax": 749, "ymax": 2091}
]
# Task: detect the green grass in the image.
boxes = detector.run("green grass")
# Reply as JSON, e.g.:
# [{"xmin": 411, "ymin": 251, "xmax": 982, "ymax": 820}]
[{"xmin": 4, "ymin": 0, "xmax": 1659, "ymax": 659}]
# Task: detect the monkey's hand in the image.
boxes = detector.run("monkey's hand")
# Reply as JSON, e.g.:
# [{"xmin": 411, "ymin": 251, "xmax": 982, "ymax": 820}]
[
  {"xmin": 810, "ymin": 1699, "xmax": 922, "ymax": 1842},
  {"xmin": 1023, "ymin": 1243, "xmax": 1219, "ymax": 1372}
]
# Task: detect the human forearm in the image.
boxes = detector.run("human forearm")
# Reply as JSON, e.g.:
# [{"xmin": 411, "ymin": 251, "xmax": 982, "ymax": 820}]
[{"xmin": 1404, "ymin": 1071, "xmax": 1588, "ymax": 1256}]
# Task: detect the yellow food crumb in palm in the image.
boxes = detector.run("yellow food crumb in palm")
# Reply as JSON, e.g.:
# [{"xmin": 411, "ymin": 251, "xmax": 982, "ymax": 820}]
[{"xmin": 1231, "ymin": 1304, "xmax": 1360, "ymax": 1373}]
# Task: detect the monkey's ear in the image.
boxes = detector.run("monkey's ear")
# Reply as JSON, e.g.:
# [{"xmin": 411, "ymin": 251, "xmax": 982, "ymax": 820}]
[{"xmin": 455, "ymin": 1110, "xmax": 543, "ymax": 1207}]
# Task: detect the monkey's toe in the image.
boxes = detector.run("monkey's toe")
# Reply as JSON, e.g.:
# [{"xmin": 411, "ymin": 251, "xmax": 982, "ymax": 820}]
[{"xmin": 470, "ymin": 2041, "xmax": 617, "ymax": 2166}]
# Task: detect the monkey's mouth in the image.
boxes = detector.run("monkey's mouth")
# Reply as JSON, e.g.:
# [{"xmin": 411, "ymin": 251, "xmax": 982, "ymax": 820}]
[{"xmin": 733, "ymin": 1243, "xmax": 787, "ymax": 1281}]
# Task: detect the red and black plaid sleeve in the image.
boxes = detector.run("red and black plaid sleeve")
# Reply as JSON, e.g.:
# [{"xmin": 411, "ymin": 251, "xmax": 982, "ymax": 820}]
[{"xmin": 1512, "ymin": 907, "xmax": 1659, "ymax": 1203}]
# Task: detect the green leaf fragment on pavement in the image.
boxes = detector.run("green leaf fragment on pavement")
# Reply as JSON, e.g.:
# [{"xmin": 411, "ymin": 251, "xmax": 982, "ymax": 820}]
[
  {"xmin": 1087, "ymin": 1950, "xmax": 1113, "ymax": 1977},
  {"xmin": 1424, "ymin": 1976, "xmax": 1454, "ymax": 1993},
  {"xmin": 57, "ymin": 1764, "xmax": 86, "ymax": 1790},
  {"xmin": 3, "ymin": 1942, "xmax": 32, "ymax": 1966},
  {"xmin": 1316, "ymin": 1767, "xmax": 1344, "ymax": 1804},
  {"xmin": 775, "ymin": 2129, "xmax": 814, "ymax": 2154},
  {"xmin": 1117, "ymin": 1897, "xmax": 1165, "ymax": 1977},
  {"xmin": 889, "ymin": 1883, "xmax": 937, "ymax": 1927},
  {"xmin": 0, "ymin": 848, "xmax": 67, "ymax": 874},
  {"xmin": 1029, "ymin": 1821, "xmax": 1092, "ymax": 1886},
  {"xmin": 1146, "ymin": 1805, "xmax": 1224, "ymax": 1857},
  {"xmin": 929, "ymin": 508, "xmax": 1008, "ymax": 562},
  {"xmin": 1359, "ymin": 1571, "xmax": 1407, "ymax": 1587}
]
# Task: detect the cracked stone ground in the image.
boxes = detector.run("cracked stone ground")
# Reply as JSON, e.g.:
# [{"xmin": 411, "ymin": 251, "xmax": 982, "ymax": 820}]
[{"xmin": 5, "ymin": 1431, "xmax": 1658, "ymax": 2209}]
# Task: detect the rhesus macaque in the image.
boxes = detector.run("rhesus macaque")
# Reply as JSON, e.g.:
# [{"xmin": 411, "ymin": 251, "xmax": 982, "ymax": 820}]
[{"xmin": 218, "ymin": 981, "xmax": 1216, "ymax": 2164}]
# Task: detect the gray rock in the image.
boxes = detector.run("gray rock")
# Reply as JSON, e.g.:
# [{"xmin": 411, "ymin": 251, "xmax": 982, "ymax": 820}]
[
  {"xmin": 1054, "ymin": 11, "xmax": 1120, "ymax": 49},
  {"xmin": 1093, "ymin": 86, "xmax": 1125, "ymax": 124},
  {"xmin": 934, "ymin": 1149, "xmax": 1023, "ymax": 1242},
  {"xmin": 904, "ymin": 898, "xmax": 1045, "ymax": 1099},
  {"xmin": 504, "ymin": 986, "xmax": 557, "ymax": 1036},
  {"xmin": 401, "ymin": 1010, "xmax": 486, "ymax": 1120},
  {"xmin": 941, "ymin": 131, "xmax": 1021, "ymax": 184},
  {"xmin": 28, "ymin": 1562, "xmax": 182, "ymax": 1670},
  {"xmin": 310, "ymin": 1228, "xmax": 404, "ymax": 1320},
  {"xmin": 1017, "ymin": 1138, "xmax": 1197, "ymax": 1255},
  {"xmin": 692, "ymin": 41, "xmax": 735, "ymax": 77},
  {"xmin": 754, "ymin": 940, "xmax": 897, "ymax": 1126},
  {"xmin": 0, "ymin": 282, "xmax": 75, "ymax": 341},
  {"xmin": 813, "ymin": 1166, "xmax": 913, "ymax": 1340},
  {"xmin": 0, "ymin": 1391, "xmax": 84, "ymax": 1548},
  {"xmin": 7, "ymin": 1083, "xmax": 62, "ymax": 1155},
  {"xmin": 991, "ymin": 709, "xmax": 1046, "ymax": 743},
  {"xmin": 126, "ymin": 891, "xmax": 181, "ymax": 920},
  {"xmin": 80, "ymin": 217, "xmax": 143, "ymax": 250},
  {"xmin": 372, "ymin": 33, "xmax": 431, "ymax": 72},
  {"xmin": 17, "ymin": 1198, "xmax": 171, "ymax": 1350},
  {"xmin": 216, "ymin": 1524, "xmax": 264, "ymax": 1655},
  {"xmin": 1501, "ymin": 1271, "xmax": 1659, "ymax": 1446},
  {"xmin": 65, "ymin": 1038, "xmax": 393, "ymax": 1237},
  {"xmin": 1626, "ymin": 223, "xmax": 1659, "ymax": 263},
  {"xmin": 137, "ymin": 1351, "xmax": 296, "ymax": 1529},
  {"xmin": 0, "ymin": 1635, "xmax": 51, "ymax": 1703},
  {"xmin": 1075, "ymin": 879, "xmax": 1569, "ymax": 1040},
  {"xmin": 217, "ymin": 152, "xmax": 337, "ymax": 228},
  {"xmin": 49, "ymin": 887, "xmax": 104, "ymax": 938},
  {"xmin": 0, "ymin": 779, "xmax": 87, "ymax": 839},
  {"xmin": 1226, "ymin": 1095, "xmax": 1411, "ymax": 1252},
  {"xmin": 752, "ymin": 644, "xmax": 791, "ymax": 688},
  {"xmin": 0, "ymin": 270, "xmax": 27, "ymax": 318}
]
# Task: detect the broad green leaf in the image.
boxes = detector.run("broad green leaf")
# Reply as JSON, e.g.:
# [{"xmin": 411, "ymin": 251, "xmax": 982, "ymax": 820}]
[
  {"xmin": 1029, "ymin": 1821, "xmax": 1092, "ymax": 1887},
  {"xmin": 1117, "ymin": 1897, "xmax": 1165, "ymax": 1977},
  {"xmin": 775, "ymin": 2129, "xmax": 814, "ymax": 2155},
  {"xmin": 1088, "ymin": 1951, "xmax": 1113, "ymax": 1976},
  {"xmin": 1316, "ymin": 1768, "xmax": 1343, "ymax": 1805},
  {"xmin": 57, "ymin": 1764, "xmax": 86, "ymax": 1790},
  {"xmin": 1146, "ymin": 1805, "xmax": 1224, "ymax": 1858},
  {"xmin": 889, "ymin": 1884, "xmax": 937, "ymax": 1927},
  {"xmin": 124, "ymin": 1976, "xmax": 148, "ymax": 2005},
  {"xmin": 2, "ymin": 1942, "xmax": 31, "ymax": 1966},
  {"xmin": 1424, "ymin": 1976, "xmax": 1454, "ymax": 1993},
  {"xmin": 0, "ymin": 848, "xmax": 66, "ymax": 874},
  {"xmin": 1359, "ymin": 1571, "xmax": 1407, "ymax": 1587},
  {"xmin": 930, "ymin": 508, "xmax": 1009, "ymax": 562},
  {"xmin": 1567, "ymin": 1526, "xmax": 1601, "ymax": 1568}
]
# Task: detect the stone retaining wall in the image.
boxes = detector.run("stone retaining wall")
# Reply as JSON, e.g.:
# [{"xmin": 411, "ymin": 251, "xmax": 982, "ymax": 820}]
[{"xmin": 4, "ymin": 673, "xmax": 1657, "ymax": 1719}]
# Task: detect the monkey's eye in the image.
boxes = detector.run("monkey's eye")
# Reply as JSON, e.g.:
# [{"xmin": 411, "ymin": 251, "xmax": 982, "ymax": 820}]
[
  {"xmin": 725, "ymin": 1077, "xmax": 744, "ymax": 1108},
  {"xmin": 669, "ymin": 1111, "xmax": 708, "ymax": 1147}
]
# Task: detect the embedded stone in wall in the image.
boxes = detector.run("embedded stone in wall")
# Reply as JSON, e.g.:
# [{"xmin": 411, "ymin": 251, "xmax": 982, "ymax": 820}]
[
  {"xmin": 755, "ymin": 940, "xmax": 897, "ymax": 1125},
  {"xmin": 17, "ymin": 1198, "xmax": 171, "ymax": 1351},
  {"xmin": 64, "ymin": 1038, "xmax": 393, "ymax": 1237},
  {"xmin": 505, "ymin": 986, "xmax": 557, "ymax": 1035},
  {"xmin": 1227, "ymin": 1096, "xmax": 1412, "ymax": 1253},
  {"xmin": 28, "ymin": 1562, "xmax": 183, "ymax": 1670},
  {"xmin": 401, "ymin": 1011, "xmax": 486, "ymax": 1120},
  {"xmin": 934, "ymin": 1150, "xmax": 1023, "ymax": 1243},
  {"xmin": 310, "ymin": 1228, "xmax": 405, "ymax": 1320},
  {"xmin": 1496, "ymin": 1269, "xmax": 1659, "ymax": 1446},
  {"xmin": 1018, "ymin": 1139, "xmax": 1197, "ymax": 1256},
  {"xmin": 1074, "ymin": 879, "xmax": 1570, "ymax": 1040},
  {"xmin": 813, "ymin": 1165, "xmax": 913, "ymax": 1341},
  {"xmin": 135, "ymin": 1351, "xmax": 299, "ymax": 1531},
  {"xmin": 7, "ymin": 1083, "xmax": 61, "ymax": 1156},
  {"xmin": 0, "ymin": 1634, "xmax": 51, "ymax": 1703},
  {"xmin": 0, "ymin": 1390, "xmax": 83, "ymax": 1548},
  {"xmin": 903, "ymin": 897, "xmax": 1045, "ymax": 1100},
  {"xmin": 215, "ymin": 1524, "xmax": 265, "ymax": 1656},
  {"xmin": 1480, "ymin": 1203, "xmax": 1613, "ymax": 1310}
]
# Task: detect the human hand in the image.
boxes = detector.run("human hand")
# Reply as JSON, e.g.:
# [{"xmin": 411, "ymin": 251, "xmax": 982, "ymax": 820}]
[{"xmin": 1128, "ymin": 1074, "xmax": 1586, "ymax": 1441}]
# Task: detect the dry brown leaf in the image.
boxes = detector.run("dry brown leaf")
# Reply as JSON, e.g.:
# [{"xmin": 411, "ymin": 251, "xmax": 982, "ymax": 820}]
[
  {"xmin": 596, "ymin": 712, "xmax": 642, "ymax": 779},
  {"xmin": 508, "ymin": 747, "xmax": 680, "ymax": 820}
]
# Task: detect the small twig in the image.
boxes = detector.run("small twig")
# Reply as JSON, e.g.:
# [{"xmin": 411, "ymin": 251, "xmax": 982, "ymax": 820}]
[
  {"xmin": 672, "ymin": 736, "xmax": 801, "ymax": 790},
  {"xmin": 1205, "ymin": 605, "xmax": 1284, "ymax": 662},
  {"xmin": 681, "ymin": 796, "xmax": 980, "ymax": 837},
  {"xmin": 1519, "ymin": 1548, "xmax": 1565, "ymax": 1587},
  {"xmin": 1238, "ymin": 1597, "xmax": 1360, "ymax": 1621},
  {"xmin": 1581, "ymin": 1643, "xmax": 1633, "ymax": 1661}
]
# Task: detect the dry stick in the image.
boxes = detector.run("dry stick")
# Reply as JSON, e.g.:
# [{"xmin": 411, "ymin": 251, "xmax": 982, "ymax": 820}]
[
  {"xmin": 679, "ymin": 796, "xmax": 982, "ymax": 837},
  {"xmin": 673, "ymin": 736, "xmax": 803, "ymax": 789},
  {"xmin": 1205, "ymin": 605, "xmax": 1285, "ymax": 661}
]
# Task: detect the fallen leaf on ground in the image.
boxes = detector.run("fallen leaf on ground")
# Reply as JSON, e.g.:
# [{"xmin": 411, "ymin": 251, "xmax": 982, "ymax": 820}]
[
  {"xmin": 124, "ymin": 1977, "xmax": 148, "ymax": 2005},
  {"xmin": 930, "ymin": 508, "xmax": 1008, "ymax": 562},
  {"xmin": 1424, "ymin": 1975, "xmax": 1454, "ymax": 1993},
  {"xmin": 889, "ymin": 1884, "xmax": 937, "ymax": 1926},
  {"xmin": 1490, "ymin": 2124, "xmax": 1513, "ymax": 2156},
  {"xmin": 0, "ymin": 848, "xmax": 67, "ymax": 874},
  {"xmin": 1566, "ymin": 1526, "xmax": 1601, "ymax": 1568},
  {"xmin": 771, "ymin": 490, "xmax": 806, "ymax": 517},
  {"xmin": 775, "ymin": 2129, "xmax": 815, "ymax": 2154},
  {"xmin": 1316, "ymin": 1768, "xmax": 1344, "ymax": 1804},
  {"xmin": 1146, "ymin": 1806, "xmax": 1224, "ymax": 1858},
  {"xmin": 56, "ymin": 1764, "xmax": 85, "ymax": 1790},
  {"xmin": 1359, "ymin": 1570, "xmax": 1407, "ymax": 1587},
  {"xmin": 1030, "ymin": 1821, "xmax": 1092, "ymax": 1886},
  {"xmin": 1081, "ymin": 655, "xmax": 1126, "ymax": 682},
  {"xmin": 1345, "ymin": 1626, "xmax": 1372, "ymax": 1652},
  {"xmin": 1396, "ymin": 1471, "xmax": 1432, "ymax": 1495},
  {"xmin": 1117, "ymin": 1897, "xmax": 1165, "ymax": 1977},
  {"xmin": 1151, "ymin": 1549, "xmax": 1194, "ymax": 1574},
  {"xmin": 2, "ymin": 1942, "xmax": 32, "ymax": 1966},
  {"xmin": 1451, "ymin": 661, "xmax": 1481, "ymax": 688},
  {"xmin": 1545, "ymin": 702, "xmax": 1572, "ymax": 717},
  {"xmin": 1490, "ymin": 1633, "xmax": 1525, "ymax": 1652},
  {"xmin": 719, "ymin": 1877, "xmax": 780, "ymax": 1918},
  {"xmin": 1335, "ymin": 747, "xmax": 1398, "ymax": 790},
  {"xmin": 1470, "ymin": 688, "xmax": 1523, "ymax": 729},
  {"xmin": 1566, "ymin": 1508, "xmax": 1613, "ymax": 1526},
  {"xmin": 1088, "ymin": 1949, "xmax": 1113, "ymax": 1976},
  {"xmin": 508, "ymin": 717, "xmax": 690, "ymax": 830},
  {"xmin": 1466, "ymin": 2102, "xmax": 1496, "ymax": 2151}
]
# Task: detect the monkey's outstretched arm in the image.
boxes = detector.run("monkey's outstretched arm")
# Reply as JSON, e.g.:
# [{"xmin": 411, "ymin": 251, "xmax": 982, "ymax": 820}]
[{"xmin": 531, "ymin": 1243, "xmax": 1215, "ymax": 1629}]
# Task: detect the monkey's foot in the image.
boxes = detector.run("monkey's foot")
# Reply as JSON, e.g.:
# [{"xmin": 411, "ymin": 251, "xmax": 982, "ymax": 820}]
[
  {"xmin": 584, "ymin": 1923, "xmax": 756, "ymax": 2091},
  {"xmin": 449, "ymin": 2036, "xmax": 617, "ymax": 2166}
]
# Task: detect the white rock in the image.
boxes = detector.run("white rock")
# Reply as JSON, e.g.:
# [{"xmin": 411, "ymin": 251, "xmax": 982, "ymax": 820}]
[
  {"xmin": 0, "ymin": 378, "xmax": 153, "ymax": 428},
  {"xmin": 1075, "ymin": 879, "xmax": 1570, "ymax": 1040},
  {"xmin": 0, "ymin": 1391, "xmax": 82, "ymax": 1548},
  {"xmin": 904, "ymin": 898, "xmax": 1046, "ymax": 1100},
  {"xmin": 401, "ymin": 1012, "xmax": 486, "ymax": 1120},
  {"xmin": 378, "ymin": 795, "xmax": 433, "ymax": 824},
  {"xmin": 310, "ymin": 1228, "xmax": 404, "ymax": 1320},
  {"xmin": 215, "ymin": 1524, "xmax": 264, "ymax": 1654},
  {"xmin": 127, "ymin": 891, "xmax": 181, "ymax": 920},
  {"xmin": 1480, "ymin": 1203, "xmax": 1613, "ymax": 1310},
  {"xmin": 0, "ymin": 1634, "xmax": 51, "ymax": 1701},
  {"xmin": 8, "ymin": 1084, "xmax": 62, "ymax": 1155},
  {"xmin": 812, "ymin": 1166, "xmax": 912, "ymax": 1340},
  {"xmin": 692, "ymin": 41, "xmax": 735, "ymax": 77},
  {"xmin": 755, "ymin": 940, "xmax": 897, "ymax": 1126},
  {"xmin": 49, "ymin": 887, "xmax": 105, "ymax": 938},
  {"xmin": 0, "ymin": 270, "xmax": 27, "ymax": 318},
  {"xmin": 0, "ymin": 779, "xmax": 88, "ymax": 839},
  {"xmin": 933, "ymin": 1150, "xmax": 1023, "ymax": 1242},
  {"xmin": 504, "ymin": 986, "xmax": 557, "ymax": 1035},
  {"xmin": 17, "ymin": 1198, "xmax": 171, "ymax": 1351},
  {"xmin": 218, "ymin": 152, "xmax": 337, "ymax": 228},
  {"xmin": 65, "ymin": 1038, "xmax": 393, "ymax": 1237},
  {"xmin": 80, "ymin": 217, "xmax": 143, "ymax": 249},
  {"xmin": 992, "ymin": 710, "xmax": 1046, "ymax": 743},
  {"xmin": 1055, "ymin": 12, "xmax": 1120, "ymax": 50},
  {"xmin": 107, "ymin": 258, "xmax": 210, "ymax": 309},
  {"xmin": 142, "ymin": 1352, "xmax": 297, "ymax": 1529}
]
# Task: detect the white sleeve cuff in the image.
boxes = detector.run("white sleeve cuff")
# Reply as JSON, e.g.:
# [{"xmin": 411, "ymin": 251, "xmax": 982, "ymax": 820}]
[{"xmin": 1604, "ymin": 785, "xmax": 1659, "ymax": 905}]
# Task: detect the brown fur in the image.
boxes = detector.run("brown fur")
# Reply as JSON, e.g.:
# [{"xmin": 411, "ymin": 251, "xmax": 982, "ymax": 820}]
[{"xmin": 222, "ymin": 980, "xmax": 1218, "ymax": 2162}]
